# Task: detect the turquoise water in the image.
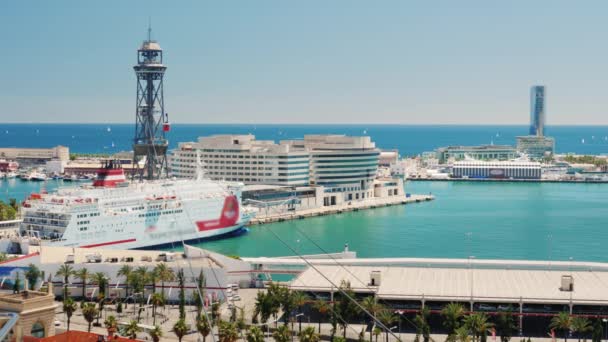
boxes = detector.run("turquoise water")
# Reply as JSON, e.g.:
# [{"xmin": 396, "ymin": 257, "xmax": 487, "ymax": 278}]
[
  {"xmin": 190, "ymin": 181, "xmax": 608, "ymax": 262},
  {"xmin": 3, "ymin": 179, "xmax": 608, "ymax": 262}
]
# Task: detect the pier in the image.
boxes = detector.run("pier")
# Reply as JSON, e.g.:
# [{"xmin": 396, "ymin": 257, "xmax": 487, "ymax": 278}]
[{"xmin": 248, "ymin": 194, "xmax": 434, "ymax": 225}]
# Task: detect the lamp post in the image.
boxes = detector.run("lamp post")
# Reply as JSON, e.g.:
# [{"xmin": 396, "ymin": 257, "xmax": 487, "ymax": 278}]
[
  {"xmin": 602, "ymin": 318, "xmax": 607, "ymax": 341},
  {"xmin": 387, "ymin": 326, "xmax": 397, "ymax": 342}
]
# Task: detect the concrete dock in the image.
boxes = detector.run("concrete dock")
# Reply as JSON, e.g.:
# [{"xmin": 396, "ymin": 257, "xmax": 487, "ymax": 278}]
[{"xmin": 248, "ymin": 194, "xmax": 434, "ymax": 225}]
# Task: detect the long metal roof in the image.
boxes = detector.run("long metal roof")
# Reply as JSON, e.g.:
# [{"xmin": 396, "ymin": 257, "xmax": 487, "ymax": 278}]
[{"xmin": 290, "ymin": 264, "xmax": 608, "ymax": 305}]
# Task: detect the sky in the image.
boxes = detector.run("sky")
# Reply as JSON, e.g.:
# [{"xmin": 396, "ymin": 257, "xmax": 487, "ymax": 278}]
[{"xmin": 1, "ymin": 1, "xmax": 608, "ymax": 125}]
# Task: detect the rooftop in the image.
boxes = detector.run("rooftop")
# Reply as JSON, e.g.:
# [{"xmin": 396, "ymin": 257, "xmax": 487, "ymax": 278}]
[{"xmin": 290, "ymin": 264, "xmax": 608, "ymax": 305}]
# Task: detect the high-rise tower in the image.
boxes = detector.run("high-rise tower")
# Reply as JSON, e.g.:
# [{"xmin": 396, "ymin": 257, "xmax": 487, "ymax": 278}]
[
  {"xmin": 132, "ymin": 27, "xmax": 170, "ymax": 180},
  {"xmin": 529, "ymin": 85, "xmax": 545, "ymax": 137}
]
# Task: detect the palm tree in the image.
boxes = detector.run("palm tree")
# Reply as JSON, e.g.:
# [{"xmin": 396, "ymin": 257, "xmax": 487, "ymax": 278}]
[
  {"xmin": 292, "ymin": 291, "xmax": 308, "ymax": 333},
  {"xmin": 299, "ymin": 326, "xmax": 320, "ymax": 342},
  {"xmin": 91, "ymin": 272, "xmax": 107, "ymax": 298},
  {"xmin": 272, "ymin": 324, "xmax": 291, "ymax": 342},
  {"xmin": 219, "ymin": 320, "xmax": 240, "ymax": 342},
  {"xmin": 149, "ymin": 325, "xmax": 163, "ymax": 342},
  {"xmin": 495, "ymin": 311, "xmax": 517, "ymax": 342},
  {"xmin": 173, "ymin": 318, "xmax": 188, "ymax": 342},
  {"xmin": 442, "ymin": 303, "xmax": 466, "ymax": 339},
  {"xmin": 82, "ymin": 302, "xmax": 98, "ymax": 332},
  {"xmin": 153, "ymin": 262, "xmax": 175, "ymax": 297},
  {"xmin": 247, "ymin": 326, "xmax": 265, "ymax": 342},
  {"xmin": 551, "ymin": 312, "xmax": 573, "ymax": 342},
  {"xmin": 197, "ymin": 314, "xmax": 212, "ymax": 342},
  {"xmin": 592, "ymin": 319, "xmax": 602, "ymax": 342},
  {"xmin": 254, "ymin": 291, "xmax": 273, "ymax": 325},
  {"xmin": 117, "ymin": 264, "xmax": 133, "ymax": 299},
  {"xmin": 122, "ymin": 319, "xmax": 142, "ymax": 340},
  {"xmin": 104, "ymin": 315, "xmax": 118, "ymax": 339},
  {"xmin": 456, "ymin": 326, "xmax": 472, "ymax": 342},
  {"xmin": 362, "ymin": 296, "xmax": 384, "ymax": 342},
  {"xmin": 24, "ymin": 263, "xmax": 41, "ymax": 290},
  {"xmin": 415, "ymin": 307, "xmax": 432, "ymax": 342},
  {"xmin": 465, "ymin": 313, "xmax": 494, "ymax": 342},
  {"xmin": 150, "ymin": 292, "xmax": 164, "ymax": 325},
  {"xmin": 313, "ymin": 299, "xmax": 330, "ymax": 334},
  {"xmin": 63, "ymin": 298, "xmax": 77, "ymax": 331},
  {"xmin": 74, "ymin": 268, "xmax": 90, "ymax": 299},
  {"xmin": 55, "ymin": 264, "xmax": 74, "ymax": 298},
  {"xmin": 373, "ymin": 327, "xmax": 382, "ymax": 342},
  {"xmin": 378, "ymin": 309, "xmax": 397, "ymax": 342},
  {"xmin": 571, "ymin": 316, "xmax": 592, "ymax": 342}
]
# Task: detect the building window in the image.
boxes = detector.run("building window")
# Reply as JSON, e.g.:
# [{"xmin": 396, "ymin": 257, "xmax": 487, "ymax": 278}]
[{"xmin": 31, "ymin": 322, "xmax": 45, "ymax": 338}]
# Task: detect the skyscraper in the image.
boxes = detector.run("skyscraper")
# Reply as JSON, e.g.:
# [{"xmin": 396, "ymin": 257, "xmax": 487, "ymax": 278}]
[{"xmin": 529, "ymin": 85, "xmax": 545, "ymax": 136}]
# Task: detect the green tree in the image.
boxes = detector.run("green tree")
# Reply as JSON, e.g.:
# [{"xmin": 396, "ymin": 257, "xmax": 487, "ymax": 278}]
[
  {"xmin": 246, "ymin": 326, "xmax": 266, "ymax": 342},
  {"xmin": 197, "ymin": 314, "xmax": 212, "ymax": 342},
  {"xmin": 12, "ymin": 271, "xmax": 21, "ymax": 293},
  {"xmin": 442, "ymin": 303, "xmax": 467, "ymax": 340},
  {"xmin": 336, "ymin": 281, "xmax": 360, "ymax": 339},
  {"xmin": 194, "ymin": 269, "xmax": 206, "ymax": 317},
  {"xmin": 378, "ymin": 309, "xmax": 398, "ymax": 342},
  {"xmin": 591, "ymin": 319, "xmax": 602, "ymax": 342},
  {"xmin": 24, "ymin": 263, "xmax": 41, "ymax": 290},
  {"xmin": 117, "ymin": 264, "xmax": 133, "ymax": 299},
  {"xmin": 82, "ymin": 302, "xmax": 98, "ymax": 332},
  {"xmin": 495, "ymin": 310, "xmax": 517, "ymax": 342},
  {"xmin": 104, "ymin": 315, "xmax": 118, "ymax": 338},
  {"xmin": 465, "ymin": 313, "xmax": 494, "ymax": 342},
  {"xmin": 122, "ymin": 319, "xmax": 142, "ymax": 340},
  {"xmin": 254, "ymin": 290, "xmax": 273, "ymax": 325},
  {"xmin": 373, "ymin": 327, "xmax": 383, "ymax": 342},
  {"xmin": 273, "ymin": 324, "xmax": 291, "ymax": 342},
  {"xmin": 55, "ymin": 264, "xmax": 74, "ymax": 298},
  {"xmin": 150, "ymin": 292, "xmax": 164, "ymax": 325},
  {"xmin": 173, "ymin": 318, "xmax": 188, "ymax": 342},
  {"xmin": 361, "ymin": 296, "xmax": 384, "ymax": 342},
  {"xmin": 149, "ymin": 325, "xmax": 163, "ymax": 342},
  {"xmin": 314, "ymin": 299, "xmax": 331, "ymax": 334},
  {"xmin": 551, "ymin": 312, "xmax": 573, "ymax": 342},
  {"xmin": 414, "ymin": 307, "xmax": 431, "ymax": 342},
  {"xmin": 8, "ymin": 198, "xmax": 18, "ymax": 211},
  {"xmin": 292, "ymin": 291, "xmax": 308, "ymax": 333},
  {"xmin": 177, "ymin": 268, "xmax": 186, "ymax": 320},
  {"xmin": 74, "ymin": 268, "xmax": 90, "ymax": 299},
  {"xmin": 300, "ymin": 326, "xmax": 321, "ymax": 342},
  {"xmin": 153, "ymin": 262, "xmax": 175, "ymax": 297},
  {"xmin": 116, "ymin": 301, "xmax": 123, "ymax": 316},
  {"xmin": 63, "ymin": 298, "xmax": 77, "ymax": 331},
  {"xmin": 571, "ymin": 316, "xmax": 592, "ymax": 342},
  {"xmin": 456, "ymin": 326, "xmax": 472, "ymax": 342},
  {"xmin": 91, "ymin": 272, "xmax": 108, "ymax": 326},
  {"xmin": 212, "ymin": 302, "xmax": 221, "ymax": 326},
  {"xmin": 219, "ymin": 320, "xmax": 240, "ymax": 342},
  {"xmin": 0, "ymin": 200, "xmax": 17, "ymax": 221}
]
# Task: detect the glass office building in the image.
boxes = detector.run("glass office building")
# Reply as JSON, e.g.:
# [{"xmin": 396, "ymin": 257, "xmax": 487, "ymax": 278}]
[{"xmin": 530, "ymin": 86, "xmax": 546, "ymax": 136}]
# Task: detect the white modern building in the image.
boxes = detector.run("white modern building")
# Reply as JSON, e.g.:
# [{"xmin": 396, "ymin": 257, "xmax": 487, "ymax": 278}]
[
  {"xmin": 170, "ymin": 135, "xmax": 310, "ymax": 186},
  {"xmin": 452, "ymin": 160, "xmax": 542, "ymax": 179},
  {"xmin": 283, "ymin": 135, "xmax": 381, "ymax": 204}
]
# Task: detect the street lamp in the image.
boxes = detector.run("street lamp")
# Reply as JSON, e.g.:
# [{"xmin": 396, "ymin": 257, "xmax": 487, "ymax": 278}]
[
  {"xmin": 296, "ymin": 313, "xmax": 304, "ymax": 334},
  {"xmin": 602, "ymin": 318, "xmax": 607, "ymax": 341}
]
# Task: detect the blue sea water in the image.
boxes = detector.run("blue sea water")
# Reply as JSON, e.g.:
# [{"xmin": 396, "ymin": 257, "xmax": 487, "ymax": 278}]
[
  {"xmin": 1, "ymin": 124, "xmax": 608, "ymax": 262},
  {"xmin": 1, "ymin": 123, "xmax": 608, "ymax": 156}
]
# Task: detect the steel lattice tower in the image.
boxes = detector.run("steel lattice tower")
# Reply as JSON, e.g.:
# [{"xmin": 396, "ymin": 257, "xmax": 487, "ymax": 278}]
[{"xmin": 132, "ymin": 27, "xmax": 169, "ymax": 180}]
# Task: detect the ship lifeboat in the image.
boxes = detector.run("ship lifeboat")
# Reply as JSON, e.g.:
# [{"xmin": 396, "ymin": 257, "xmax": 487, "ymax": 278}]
[{"xmin": 163, "ymin": 122, "xmax": 171, "ymax": 132}]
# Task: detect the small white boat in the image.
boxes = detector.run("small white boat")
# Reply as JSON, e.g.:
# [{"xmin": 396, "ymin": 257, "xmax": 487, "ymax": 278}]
[
  {"xmin": 6, "ymin": 172, "xmax": 17, "ymax": 179},
  {"xmin": 29, "ymin": 172, "xmax": 47, "ymax": 181}
]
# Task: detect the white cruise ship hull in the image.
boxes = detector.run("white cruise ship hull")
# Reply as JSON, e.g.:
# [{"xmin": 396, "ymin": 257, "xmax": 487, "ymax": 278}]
[{"xmin": 20, "ymin": 175, "xmax": 252, "ymax": 250}]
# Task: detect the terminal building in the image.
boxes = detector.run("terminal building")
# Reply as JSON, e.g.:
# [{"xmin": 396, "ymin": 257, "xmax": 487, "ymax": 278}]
[
  {"xmin": 0, "ymin": 146, "xmax": 69, "ymax": 164},
  {"xmin": 170, "ymin": 134, "xmax": 310, "ymax": 186},
  {"xmin": 436, "ymin": 145, "xmax": 518, "ymax": 164},
  {"xmin": 451, "ymin": 160, "xmax": 542, "ymax": 179},
  {"xmin": 171, "ymin": 134, "xmax": 391, "ymax": 207}
]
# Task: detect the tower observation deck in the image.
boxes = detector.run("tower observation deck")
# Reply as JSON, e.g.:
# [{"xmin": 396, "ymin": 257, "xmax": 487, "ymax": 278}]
[{"xmin": 132, "ymin": 27, "xmax": 169, "ymax": 180}]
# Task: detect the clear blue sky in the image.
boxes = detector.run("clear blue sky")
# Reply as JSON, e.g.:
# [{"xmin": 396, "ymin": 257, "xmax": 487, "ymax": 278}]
[{"xmin": 1, "ymin": 1, "xmax": 607, "ymax": 125}]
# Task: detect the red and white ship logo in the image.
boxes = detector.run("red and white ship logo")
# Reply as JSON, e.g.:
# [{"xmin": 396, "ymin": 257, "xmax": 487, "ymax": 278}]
[{"xmin": 196, "ymin": 196, "xmax": 240, "ymax": 232}]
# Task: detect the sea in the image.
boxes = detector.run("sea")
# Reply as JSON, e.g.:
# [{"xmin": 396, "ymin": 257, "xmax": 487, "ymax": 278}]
[{"xmin": 1, "ymin": 123, "xmax": 608, "ymax": 262}]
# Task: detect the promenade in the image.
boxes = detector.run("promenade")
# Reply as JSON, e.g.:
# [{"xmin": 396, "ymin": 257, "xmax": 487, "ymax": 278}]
[{"xmin": 249, "ymin": 194, "xmax": 434, "ymax": 225}]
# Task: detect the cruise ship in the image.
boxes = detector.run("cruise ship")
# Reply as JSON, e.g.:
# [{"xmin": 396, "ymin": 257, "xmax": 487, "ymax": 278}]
[{"xmin": 19, "ymin": 161, "xmax": 251, "ymax": 250}]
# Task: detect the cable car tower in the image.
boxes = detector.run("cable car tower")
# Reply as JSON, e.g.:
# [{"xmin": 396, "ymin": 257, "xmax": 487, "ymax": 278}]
[{"xmin": 132, "ymin": 26, "xmax": 170, "ymax": 180}]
